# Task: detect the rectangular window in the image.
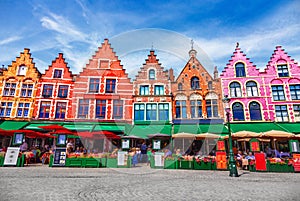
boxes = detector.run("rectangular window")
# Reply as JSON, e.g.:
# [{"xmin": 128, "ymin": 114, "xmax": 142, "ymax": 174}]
[
  {"xmin": 146, "ymin": 103, "xmax": 157, "ymax": 120},
  {"xmin": 96, "ymin": 100, "xmax": 106, "ymax": 119},
  {"xmin": 290, "ymin": 85, "xmax": 300, "ymax": 100},
  {"xmin": 134, "ymin": 104, "xmax": 145, "ymax": 121},
  {"xmin": 0, "ymin": 102, "xmax": 12, "ymax": 117},
  {"xmin": 42, "ymin": 84, "xmax": 53, "ymax": 98},
  {"xmin": 106, "ymin": 79, "xmax": 116, "ymax": 93},
  {"xmin": 275, "ymin": 105, "xmax": 289, "ymax": 122},
  {"xmin": 293, "ymin": 105, "xmax": 300, "ymax": 122},
  {"xmin": 17, "ymin": 103, "xmax": 30, "ymax": 117},
  {"xmin": 277, "ymin": 64, "xmax": 289, "ymax": 77},
  {"xmin": 154, "ymin": 85, "xmax": 164, "ymax": 95},
  {"xmin": 206, "ymin": 99, "xmax": 219, "ymax": 118},
  {"xmin": 21, "ymin": 84, "xmax": 33, "ymax": 97},
  {"xmin": 58, "ymin": 85, "xmax": 69, "ymax": 98},
  {"xmin": 113, "ymin": 100, "xmax": 123, "ymax": 119},
  {"xmin": 190, "ymin": 100, "xmax": 202, "ymax": 118},
  {"xmin": 3, "ymin": 83, "xmax": 16, "ymax": 96},
  {"xmin": 140, "ymin": 85, "xmax": 149, "ymax": 95},
  {"xmin": 55, "ymin": 102, "xmax": 67, "ymax": 119},
  {"xmin": 175, "ymin": 100, "xmax": 187, "ymax": 118},
  {"xmin": 272, "ymin": 85, "xmax": 285, "ymax": 101},
  {"xmin": 39, "ymin": 101, "xmax": 51, "ymax": 118},
  {"xmin": 53, "ymin": 69, "xmax": 63, "ymax": 78},
  {"xmin": 158, "ymin": 103, "xmax": 169, "ymax": 121},
  {"xmin": 89, "ymin": 78, "xmax": 100, "ymax": 93},
  {"xmin": 78, "ymin": 99, "xmax": 89, "ymax": 118}
]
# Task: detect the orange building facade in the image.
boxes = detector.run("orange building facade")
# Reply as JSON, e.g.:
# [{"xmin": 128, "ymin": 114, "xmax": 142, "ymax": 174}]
[
  {"xmin": 171, "ymin": 48, "xmax": 224, "ymax": 122},
  {"xmin": 33, "ymin": 53, "xmax": 74, "ymax": 120},
  {"xmin": 72, "ymin": 39, "xmax": 133, "ymax": 121},
  {"xmin": 0, "ymin": 49, "xmax": 40, "ymax": 120}
]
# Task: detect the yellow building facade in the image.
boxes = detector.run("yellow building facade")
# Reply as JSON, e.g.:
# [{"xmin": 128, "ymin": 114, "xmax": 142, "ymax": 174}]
[{"xmin": 0, "ymin": 48, "xmax": 40, "ymax": 120}]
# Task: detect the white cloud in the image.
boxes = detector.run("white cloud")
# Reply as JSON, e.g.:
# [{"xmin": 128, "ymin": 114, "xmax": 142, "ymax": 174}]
[{"xmin": 0, "ymin": 36, "xmax": 21, "ymax": 46}]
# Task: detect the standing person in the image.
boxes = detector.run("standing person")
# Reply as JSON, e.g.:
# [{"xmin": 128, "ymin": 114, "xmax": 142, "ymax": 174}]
[
  {"xmin": 147, "ymin": 148, "xmax": 153, "ymax": 166},
  {"xmin": 20, "ymin": 141, "xmax": 28, "ymax": 152},
  {"xmin": 140, "ymin": 142, "xmax": 147, "ymax": 163}
]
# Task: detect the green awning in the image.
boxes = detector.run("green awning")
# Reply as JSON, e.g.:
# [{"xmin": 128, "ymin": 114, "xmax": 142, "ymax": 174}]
[
  {"xmin": 173, "ymin": 124, "xmax": 199, "ymax": 134},
  {"xmin": 198, "ymin": 124, "xmax": 228, "ymax": 134},
  {"xmin": 275, "ymin": 123, "xmax": 300, "ymax": 134},
  {"xmin": 24, "ymin": 123, "xmax": 51, "ymax": 130},
  {"xmin": 63, "ymin": 124, "xmax": 94, "ymax": 131},
  {"xmin": 128, "ymin": 124, "xmax": 172, "ymax": 139},
  {"xmin": 0, "ymin": 121, "xmax": 29, "ymax": 130},
  {"xmin": 93, "ymin": 125, "xmax": 125, "ymax": 133},
  {"xmin": 230, "ymin": 122, "xmax": 286, "ymax": 133}
]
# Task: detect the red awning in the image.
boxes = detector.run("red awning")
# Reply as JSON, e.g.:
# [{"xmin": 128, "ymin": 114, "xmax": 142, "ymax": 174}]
[
  {"xmin": 38, "ymin": 124, "xmax": 74, "ymax": 134},
  {"xmin": 76, "ymin": 131, "xmax": 120, "ymax": 139}
]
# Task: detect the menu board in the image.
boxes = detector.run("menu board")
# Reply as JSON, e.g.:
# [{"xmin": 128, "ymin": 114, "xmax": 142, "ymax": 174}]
[
  {"xmin": 250, "ymin": 141, "xmax": 260, "ymax": 152},
  {"xmin": 154, "ymin": 152, "xmax": 164, "ymax": 167},
  {"xmin": 293, "ymin": 154, "xmax": 300, "ymax": 172},
  {"xmin": 217, "ymin": 141, "xmax": 225, "ymax": 151},
  {"xmin": 254, "ymin": 153, "xmax": 267, "ymax": 171},
  {"xmin": 4, "ymin": 147, "xmax": 20, "ymax": 166},
  {"xmin": 216, "ymin": 151, "xmax": 227, "ymax": 170},
  {"xmin": 117, "ymin": 151, "xmax": 128, "ymax": 166},
  {"xmin": 52, "ymin": 147, "xmax": 66, "ymax": 167}
]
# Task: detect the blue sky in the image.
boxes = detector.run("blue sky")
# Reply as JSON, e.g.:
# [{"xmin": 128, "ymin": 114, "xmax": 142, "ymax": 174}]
[{"xmin": 0, "ymin": 0, "xmax": 299, "ymax": 78}]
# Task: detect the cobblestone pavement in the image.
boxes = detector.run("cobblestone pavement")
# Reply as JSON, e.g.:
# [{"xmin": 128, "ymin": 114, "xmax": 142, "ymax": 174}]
[{"xmin": 0, "ymin": 164, "xmax": 300, "ymax": 201}]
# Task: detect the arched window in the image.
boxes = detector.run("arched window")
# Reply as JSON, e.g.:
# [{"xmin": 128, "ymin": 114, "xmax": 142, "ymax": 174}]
[
  {"xmin": 232, "ymin": 102, "xmax": 245, "ymax": 121},
  {"xmin": 246, "ymin": 81, "xmax": 258, "ymax": 96},
  {"xmin": 235, "ymin": 62, "xmax": 246, "ymax": 77},
  {"xmin": 229, "ymin": 82, "xmax": 242, "ymax": 97},
  {"xmin": 149, "ymin": 69, "xmax": 155, "ymax": 80},
  {"xmin": 249, "ymin": 101, "xmax": 262, "ymax": 121},
  {"xmin": 178, "ymin": 83, "xmax": 183, "ymax": 90},
  {"xmin": 191, "ymin": 76, "xmax": 200, "ymax": 90}
]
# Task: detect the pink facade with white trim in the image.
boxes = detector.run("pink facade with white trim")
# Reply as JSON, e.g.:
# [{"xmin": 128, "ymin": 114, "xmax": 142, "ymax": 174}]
[{"xmin": 221, "ymin": 45, "xmax": 300, "ymax": 122}]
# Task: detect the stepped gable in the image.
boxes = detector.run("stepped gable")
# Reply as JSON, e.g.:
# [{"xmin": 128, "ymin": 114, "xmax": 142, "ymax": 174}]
[
  {"xmin": 134, "ymin": 50, "xmax": 168, "ymax": 81},
  {"xmin": 43, "ymin": 53, "xmax": 73, "ymax": 79},
  {"xmin": 262, "ymin": 46, "xmax": 300, "ymax": 75},
  {"xmin": 3, "ymin": 48, "xmax": 41, "ymax": 79},
  {"xmin": 220, "ymin": 43, "xmax": 259, "ymax": 77}
]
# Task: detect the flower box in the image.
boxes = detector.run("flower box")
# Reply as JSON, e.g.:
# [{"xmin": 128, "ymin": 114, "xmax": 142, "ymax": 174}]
[
  {"xmin": 164, "ymin": 158, "xmax": 177, "ymax": 169},
  {"xmin": 100, "ymin": 157, "xmax": 107, "ymax": 167},
  {"xmin": 194, "ymin": 160, "xmax": 211, "ymax": 170},
  {"xmin": 65, "ymin": 158, "xmax": 83, "ymax": 167},
  {"xmin": 0, "ymin": 156, "xmax": 4, "ymax": 167},
  {"xmin": 106, "ymin": 158, "xmax": 118, "ymax": 168},
  {"xmin": 83, "ymin": 158, "xmax": 100, "ymax": 168},
  {"xmin": 177, "ymin": 159, "xmax": 193, "ymax": 169},
  {"xmin": 267, "ymin": 160, "xmax": 294, "ymax": 173}
]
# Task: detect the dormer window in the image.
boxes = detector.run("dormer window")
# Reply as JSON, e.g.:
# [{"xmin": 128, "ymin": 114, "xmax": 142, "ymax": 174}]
[
  {"xmin": 149, "ymin": 69, "xmax": 155, "ymax": 80},
  {"xmin": 235, "ymin": 62, "xmax": 246, "ymax": 77},
  {"xmin": 18, "ymin": 65, "xmax": 27, "ymax": 76},
  {"xmin": 277, "ymin": 64, "xmax": 289, "ymax": 77},
  {"xmin": 53, "ymin": 69, "xmax": 63, "ymax": 78},
  {"xmin": 178, "ymin": 83, "xmax": 183, "ymax": 90}
]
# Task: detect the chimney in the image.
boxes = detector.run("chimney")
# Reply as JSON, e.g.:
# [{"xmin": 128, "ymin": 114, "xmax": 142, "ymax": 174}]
[
  {"xmin": 169, "ymin": 68, "xmax": 175, "ymax": 82},
  {"xmin": 214, "ymin": 66, "xmax": 218, "ymax": 79}
]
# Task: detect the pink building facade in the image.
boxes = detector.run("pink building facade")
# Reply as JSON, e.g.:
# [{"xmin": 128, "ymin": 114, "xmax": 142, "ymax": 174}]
[{"xmin": 220, "ymin": 44, "xmax": 300, "ymax": 122}]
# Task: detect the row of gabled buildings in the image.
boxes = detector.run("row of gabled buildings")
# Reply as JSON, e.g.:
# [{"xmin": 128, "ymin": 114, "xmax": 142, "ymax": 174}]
[{"xmin": 0, "ymin": 39, "xmax": 299, "ymax": 137}]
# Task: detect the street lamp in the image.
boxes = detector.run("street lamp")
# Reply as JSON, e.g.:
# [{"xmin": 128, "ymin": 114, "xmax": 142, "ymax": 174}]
[{"xmin": 222, "ymin": 95, "xmax": 239, "ymax": 177}]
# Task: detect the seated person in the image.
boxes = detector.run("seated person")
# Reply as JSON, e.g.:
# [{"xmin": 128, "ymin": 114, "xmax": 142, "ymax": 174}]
[
  {"xmin": 164, "ymin": 148, "xmax": 172, "ymax": 159},
  {"xmin": 245, "ymin": 152, "xmax": 255, "ymax": 160},
  {"xmin": 236, "ymin": 151, "xmax": 243, "ymax": 168}
]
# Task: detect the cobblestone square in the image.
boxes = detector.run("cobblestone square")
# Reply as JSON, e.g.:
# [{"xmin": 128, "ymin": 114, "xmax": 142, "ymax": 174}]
[{"xmin": 0, "ymin": 165, "xmax": 300, "ymax": 201}]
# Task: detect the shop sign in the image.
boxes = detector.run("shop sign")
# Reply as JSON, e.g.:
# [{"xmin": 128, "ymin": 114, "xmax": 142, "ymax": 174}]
[
  {"xmin": 153, "ymin": 139, "xmax": 161, "ymax": 150},
  {"xmin": 122, "ymin": 139, "xmax": 130, "ymax": 149}
]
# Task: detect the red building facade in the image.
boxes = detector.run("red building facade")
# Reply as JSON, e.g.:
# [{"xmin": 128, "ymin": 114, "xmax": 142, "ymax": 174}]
[
  {"xmin": 33, "ymin": 53, "xmax": 74, "ymax": 120},
  {"xmin": 72, "ymin": 39, "xmax": 133, "ymax": 121}
]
